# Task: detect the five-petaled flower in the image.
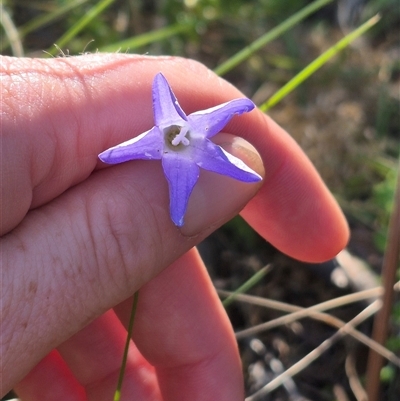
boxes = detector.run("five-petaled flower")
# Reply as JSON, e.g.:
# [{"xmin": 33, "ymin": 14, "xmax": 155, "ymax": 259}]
[{"xmin": 99, "ymin": 73, "xmax": 262, "ymax": 226}]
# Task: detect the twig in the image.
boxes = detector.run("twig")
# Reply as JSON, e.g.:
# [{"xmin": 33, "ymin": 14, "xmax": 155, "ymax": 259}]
[
  {"xmin": 245, "ymin": 300, "xmax": 382, "ymax": 400},
  {"xmin": 366, "ymin": 159, "xmax": 400, "ymax": 401}
]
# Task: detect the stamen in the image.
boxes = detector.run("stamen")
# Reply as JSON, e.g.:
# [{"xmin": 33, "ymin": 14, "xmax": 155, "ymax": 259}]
[
  {"xmin": 171, "ymin": 126, "xmax": 189, "ymax": 146},
  {"xmin": 164, "ymin": 125, "xmax": 191, "ymax": 151}
]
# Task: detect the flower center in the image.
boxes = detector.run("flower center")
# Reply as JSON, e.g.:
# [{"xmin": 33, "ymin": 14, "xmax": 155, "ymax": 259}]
[{"xmin": 165, "ymin": 125, "xmax": 190, "ymax": 148}]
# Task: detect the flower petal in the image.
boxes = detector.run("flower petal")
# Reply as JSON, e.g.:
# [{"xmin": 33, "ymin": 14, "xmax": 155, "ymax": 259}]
[
  {"xmin": 192, "ymin": 139, "xmax": 262, "ymax": 182},
  {"xmin": 153, "ymin": 73, "xmax": 187, "ymax": 128},
  {"xmin": 162, "ymin": 153, "xmax": 199, "ymax": 226},
  {"xmin": 188, "ymin": 98, "xmax": 255, "ymax": 138},
  {"xmin": 99, "ymin": 127, "xmax": 163, "ymax": 164}
]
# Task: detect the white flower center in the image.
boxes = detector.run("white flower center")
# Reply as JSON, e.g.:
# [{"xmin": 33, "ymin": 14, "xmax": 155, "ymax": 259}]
[
  {"xmin": 171, "ymin": 126, "xmax": 189, "ymax": 146},
  {"xmin": 165, "ymin": 125, "xmax": 190, "ymax": 148}
]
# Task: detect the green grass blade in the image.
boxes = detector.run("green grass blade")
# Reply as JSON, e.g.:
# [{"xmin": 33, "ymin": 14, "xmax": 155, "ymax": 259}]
[
  {"xmin": 222, "ymin": 265, "xmax": 272, "ymax": 308},
  {"xmin": 46, "ymin": 0, "xmax": 116, "ymax": 56},
  {"xmin": 21, "ymin": 0, "xmax": 89, "ymax": 37},
  {"xmin": 113, "ymin": 291, "xmax": 139, "ymax": 401},
  {"xmin": 0, "ymin": 3, "xmax": 24, "ymax": 56},
  {"xmin": 259, "ymin": 14, "xmax": 380, "ymax": 112},
  {"xmin": 213, "ymin": 0, "xmax": 334, "ymax": 76},
  {"xmin": 99, "ymin": 23, "xmax": 190, "ymax": 53},
  {"xmin": 1, "ymin": 0, "xmax": 89, "ymax": 53}
]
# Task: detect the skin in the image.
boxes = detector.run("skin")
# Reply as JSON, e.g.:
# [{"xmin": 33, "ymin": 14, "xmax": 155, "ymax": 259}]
[{"xmin": 1, "ymin": 54, "xmax": 349, "ymax": 400}]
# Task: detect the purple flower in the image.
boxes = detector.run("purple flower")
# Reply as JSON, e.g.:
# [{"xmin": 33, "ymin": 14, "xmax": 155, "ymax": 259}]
[{"xmin": 99, "ymin": 73, "xmax": 261, "ymax": 226}]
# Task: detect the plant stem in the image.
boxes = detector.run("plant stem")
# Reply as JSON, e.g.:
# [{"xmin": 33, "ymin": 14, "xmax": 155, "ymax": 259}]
[
  {"xmin": 366, "ymin": 159, "xmax": 400, "ymax": 401},
  {"xmin": 114, "ymin": 291, "xmax": 140, "ymax": 401}
]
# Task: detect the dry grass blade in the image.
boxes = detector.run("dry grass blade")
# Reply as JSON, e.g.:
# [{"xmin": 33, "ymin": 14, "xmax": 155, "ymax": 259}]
[
  {"xmin": 346, "ymin": 352, "xmax": 368, "ymax": 401},
  {"xmin": 245, "ymin": 300, "xmax": 382, "ymax": 400},
  {"xmin": 218, "ymin": 287, "xmax": 400, "ymax": 366},
  {"xmin": 0, "ymin": 4, "xmax": 23, "ymax": 57}
]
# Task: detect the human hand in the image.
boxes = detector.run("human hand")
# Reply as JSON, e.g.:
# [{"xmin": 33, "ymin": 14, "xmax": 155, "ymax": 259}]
[{"xmin": 1, "ymin": 54, "xmax": 349, "ymax": 400}]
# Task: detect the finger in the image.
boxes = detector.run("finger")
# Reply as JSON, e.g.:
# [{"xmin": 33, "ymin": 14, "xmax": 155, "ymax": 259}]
[
  {"xmin": 2, "ymin": 54, "xmax": 347, "ymax": 262},
  {"xmin": 214, "ymin": 124, "xmax": 348, "ymax": 261},
  {"xmin": 114, "ymin": 247, "xmax": 244, "ymax": 401},
  {"xmin": 239, "ymin": 114, "xmax": 349, "ymax": 262},
  {"xmin": 14, "ymin": 350, "xmax": 86, "ymax": 401},
  {"xmin": 1, "ymin": 136, "xmax": 262, "ymax": 394}
]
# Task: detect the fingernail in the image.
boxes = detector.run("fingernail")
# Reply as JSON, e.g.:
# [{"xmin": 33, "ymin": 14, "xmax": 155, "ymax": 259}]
[{"xmin": 180, "ymin": 134, "xmax": 264, "ymax": 236}]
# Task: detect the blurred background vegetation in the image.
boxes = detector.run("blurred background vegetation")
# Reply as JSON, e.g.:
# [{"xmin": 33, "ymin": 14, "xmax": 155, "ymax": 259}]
[{"xmin": 1, "ymin": 0, "xmax": 399, "ymax": 400}]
